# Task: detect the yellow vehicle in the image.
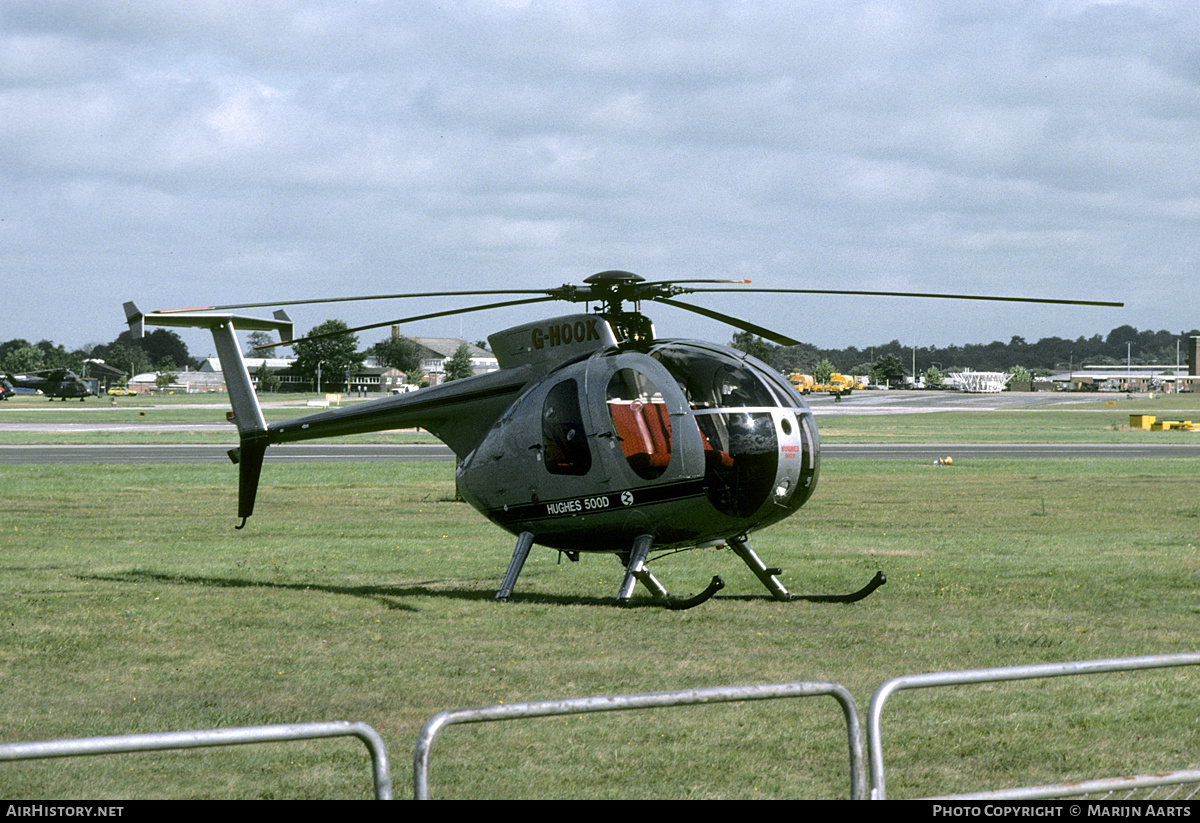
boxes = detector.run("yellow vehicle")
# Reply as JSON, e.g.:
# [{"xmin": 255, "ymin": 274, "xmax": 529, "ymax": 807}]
[
  {"xmin": 787, "ymin": 373, "xmax": 814, "ymax": 394},
  {"xmin": 107, "ymin": 386, "xmax": 137, "ymax": 396},
  {"xmin": 815, "ymin": 373, "xmax": 863, "ymax": 396}
]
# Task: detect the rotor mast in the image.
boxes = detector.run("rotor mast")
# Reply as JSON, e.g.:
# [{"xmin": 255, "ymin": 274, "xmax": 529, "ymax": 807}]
[{"xmin": 580, "ymin": 270, "xmax": 657, "ymax": 345}]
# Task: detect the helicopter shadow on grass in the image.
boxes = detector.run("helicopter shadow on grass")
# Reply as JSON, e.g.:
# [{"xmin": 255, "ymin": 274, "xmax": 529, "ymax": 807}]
[{"xmin": 79, "ymin": 568, "xmax": 671, "ymax": 611}]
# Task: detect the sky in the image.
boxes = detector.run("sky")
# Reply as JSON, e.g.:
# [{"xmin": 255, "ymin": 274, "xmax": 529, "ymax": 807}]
[{"xmin": 3, "ymin": 0, "xmax": 1198, "ymax": 362}]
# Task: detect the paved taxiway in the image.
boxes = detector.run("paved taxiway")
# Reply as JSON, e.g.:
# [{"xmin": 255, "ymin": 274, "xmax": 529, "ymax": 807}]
[
  {"xmin": 2, "ymin": 391, "xmax": 1198, "ymax": 464},
  {"xmin": 3, "ymin": 441, "xmax": 1198, "ymax": 464}
]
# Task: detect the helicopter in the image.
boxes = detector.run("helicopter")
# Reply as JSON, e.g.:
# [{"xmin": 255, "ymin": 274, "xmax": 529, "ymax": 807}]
[
  {"xmin": 123, "ymin": 271, "xmax": 1121, "ymax": 608},
  {"xmin": 4, "ymin": 368, "xmax": 99, "ymax": 401}
]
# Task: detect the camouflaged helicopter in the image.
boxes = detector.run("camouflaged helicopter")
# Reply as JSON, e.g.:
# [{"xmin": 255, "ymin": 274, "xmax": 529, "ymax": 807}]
[
  {"xmin": 4, "ymin": 368, "xmax": 98, "ymax": 400},
  {"xmin": 124, "ymin": 271, "xmax": 1119, "ymax": 608}
]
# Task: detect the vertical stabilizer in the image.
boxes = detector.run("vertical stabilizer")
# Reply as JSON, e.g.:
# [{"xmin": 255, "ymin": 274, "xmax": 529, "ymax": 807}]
[
  {"xmin": 208, "ymin": 319, "xmax": 268, "ymax": 436},
  {"xmin": 125, "ymin": 303, "xmax": 293, "ymax": 524}
]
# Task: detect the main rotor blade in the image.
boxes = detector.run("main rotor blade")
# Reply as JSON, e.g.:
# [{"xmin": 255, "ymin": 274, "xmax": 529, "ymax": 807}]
[
  {"xmin": 653, "ymin": 297, "xmax": 802, "ymax": 347},
  {"xmin": 160, "ymin": 288, "xmax": 556, "ymax": 314},
  {"xmin": 635, "ymin": 278, "xmax": 751, "ymax": 289},
  {"xmin": 679, "ymin": 286, "xmax": 1124, "ymax": 308},
  {"xmin": 264, "ymin": 296, "xmax": 560, "ymax": 349}
]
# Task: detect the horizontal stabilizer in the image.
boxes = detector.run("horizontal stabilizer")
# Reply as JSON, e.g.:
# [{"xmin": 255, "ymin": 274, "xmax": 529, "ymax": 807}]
[{"xmin": 123, "ymin": 302, "xmax": 293, "ymax": 342}]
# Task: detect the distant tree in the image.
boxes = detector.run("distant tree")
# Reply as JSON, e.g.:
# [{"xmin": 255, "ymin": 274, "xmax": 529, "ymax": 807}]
[
  {"xmin": 871, "ymin": 354, "xmax": 907, "ymax": 386},
  {"xmin": 730, "ymin": 332, "xmax": 774, "ymax": 363},
  {"xmin": 372, "ymin": 335, "xmax": 423, "ymax": 375},
  {"xmin": 103, "ymin": 342, "xmax": 152, "ymax": 379},
  {"xmin": 154, "ymin": 355, "xmax": 182, "ymax": 373},
  {"xmin": 443, "ymin": 342, "xmax": 475, "ymax": 382},
  {"xmin": 772, "ymin": 343, "xmax": 821, "ymax": 375},
  {"xmin": 924, "ymin": 366, "xmax": 945, "ymax": 388},
  {"xmin": 814, "ymin": 358, "xmax": 835, "ymax": 384},
  {"xmin": 155, "ymin": 371, "xmax": 177, "ymax": 390},
  {"xmin": 254, "ymin": 360, "xmax": 281, "ymax": 393},
  {"xmin": 1007, "ymin": 365, "xmax": 1032, "ymax": 384},
  {"xmin": 291, "ymin": 320, "xmax": 362, "ymax": 391},
  {"xmin": 35, "ymin": 340, "xmax": 80, "ymax": 370},
  {"xmin": 245, "ymin": 331, "xmax": 280, "ymax": 356},
  {"xmin": 0, "ymin": 339, "xmax": 33, "ymax": 364},
  {"xmin": 1, "ymin": 344, "xmax": 45, "ymax": 373},
  {"xmin": 98, "ymin": 328, "xmax": 197, "ymax": 371},
  {"xmin": 1105, "ymin": 325, "xmax": 1140, "ymax": 350},
  {"xmin": 139, "ymin": 329, "xmax": 194, "ymax": 369}
]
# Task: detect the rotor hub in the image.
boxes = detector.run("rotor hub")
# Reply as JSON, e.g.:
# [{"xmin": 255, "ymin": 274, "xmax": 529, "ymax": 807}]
[{"xmin": 583, "ymin": 270, "xmax": 644, "ymax": 287}]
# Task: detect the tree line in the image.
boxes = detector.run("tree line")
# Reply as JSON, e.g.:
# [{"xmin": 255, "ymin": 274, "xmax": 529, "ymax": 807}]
[
  {"xmin": 1, "ymin": 318, "xmax": 480, "ymax": 389},
  {"xmin": 731, "ymin": 324, "xmax": 1200, "ymax": 382},
  {"xmin": 0, "ymin": 329, "xmax": 196, "ymax": 379}
]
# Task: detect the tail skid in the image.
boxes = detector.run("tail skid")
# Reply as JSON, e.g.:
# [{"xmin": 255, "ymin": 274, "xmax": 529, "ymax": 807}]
[{"xmin": 124, "ymin": 302, "xmax": 292, "ymax": 523}]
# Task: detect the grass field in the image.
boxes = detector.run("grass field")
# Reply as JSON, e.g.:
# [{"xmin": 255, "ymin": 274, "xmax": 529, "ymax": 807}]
[
  {"xmin": 1, "ymin": 398, "xmax": 1198, "ymax": 799},
  {"xmin": 815, "ymin": 391, "xmax": 1200, "ymax": 443}
]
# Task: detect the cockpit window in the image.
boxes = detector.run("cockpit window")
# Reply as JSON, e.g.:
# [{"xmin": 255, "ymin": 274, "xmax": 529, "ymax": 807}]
[
  {"xmin": 650, "ymin": 343, "xmax": 796, "ymax": 516},
  {"xmin": 606, "ymin": 368, "xmax": 672, "ymax": 480},
  {"xmin": 651, "ymin": 344, "xmax": 787, "ymax": 409}
]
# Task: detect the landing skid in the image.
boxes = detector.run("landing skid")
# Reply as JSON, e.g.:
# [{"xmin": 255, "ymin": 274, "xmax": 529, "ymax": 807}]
[
  {"xmin": 621, "ymin": 575, "xmax": 725, "ymax": 610},
  {"xmin": 716, "ymin": 570, "xmax": 887, "ymax": 603},
  {"xmin": 784, "ymin": 570, "xmax": 887, "ymax": 603},
  {"xmin": 728, "ymin": 535, "xmax": 886, "ymax": 603},
  {"xmin": 493, "ymin": 531, "xmax": 884, "ymax": 609}
]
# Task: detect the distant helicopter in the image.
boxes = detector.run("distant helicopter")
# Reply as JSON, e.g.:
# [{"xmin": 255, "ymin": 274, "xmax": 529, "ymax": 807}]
[
  {"xmin": 124, "ymin": 272, "xmax": 1120, "ymax": 608},
  {"xmin": 4, "ymin": 368, "xmax": 98, "ymax": 401}
]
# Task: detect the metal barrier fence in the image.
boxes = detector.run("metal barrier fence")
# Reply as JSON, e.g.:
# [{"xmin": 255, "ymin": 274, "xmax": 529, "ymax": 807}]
[
  {"xmin": 0, "ymin": 721, "xmax": 392, "ymax": 800},
  {"xmin": 4, "ymin": 654, "xmax": 1198, "ymax": 799},
  {"xmin": 413, "ymin": 681, "xmax": 865, "ymax": 800},
  {"xmin": 939, "ymin": 770, "xmax": 1200, "ymax": 801},
  {"xmin": 867, "ymin": 653, "xmax": 1200, "ymax": 800}
]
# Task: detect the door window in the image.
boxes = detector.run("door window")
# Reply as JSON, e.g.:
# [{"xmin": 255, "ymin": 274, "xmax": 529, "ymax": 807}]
[
  {"xmin": 606, "ymin": 368, "xmax": 673, "ymax": 480},
  {"xmin": 542, "ymin": 379, "xmax": 591, "ymax": 475}
]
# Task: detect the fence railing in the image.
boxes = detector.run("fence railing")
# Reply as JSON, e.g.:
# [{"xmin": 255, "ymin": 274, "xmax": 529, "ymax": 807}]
[
  {"xmin": 4, "ymin": 653, "xmax": 1198, "ymax": 800},
  {"xmin": 414, "ymin": 681, "xmax": 864, "ymax": 799},
  {"xmin": 0, "ymin": 721, "xmax": 392, "ymax": 800}
]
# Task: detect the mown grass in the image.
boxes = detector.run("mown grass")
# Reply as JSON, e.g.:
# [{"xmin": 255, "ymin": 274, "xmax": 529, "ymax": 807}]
[
  {"xmin": 1, "ymin": 456, "xmax": 1197, "ymax": 799},
  {"xmin": 816, "ymin": 392, "xmax": 1200, "ymax": 443}
]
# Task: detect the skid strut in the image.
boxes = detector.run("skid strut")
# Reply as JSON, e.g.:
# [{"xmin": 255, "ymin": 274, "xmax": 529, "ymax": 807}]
[
  {"xmin": 616, "ymin": 535, "xmax": 664, "ymax": 601},
  {"xmin": 729, "ymin": 536, "xmax": 886, "ymax": 603},
  {"xmin": 729, "ymin": 536, "xmax": 790, "ymax": 601},
  {"xmin": 495, "ymin": 531, "xmax": 534, "ymax": 601},
  {"xmin": 616, "ymin": 535, "xmax": 724, "ymax": 610}
]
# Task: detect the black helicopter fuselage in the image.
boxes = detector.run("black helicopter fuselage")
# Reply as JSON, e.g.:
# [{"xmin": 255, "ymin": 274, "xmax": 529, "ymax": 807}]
[
  {"xmin": 456, "ymin": 338, "xmax": 819, "ymax": 552},
  {"xmin": 246, "ymin": 312, "xmax": 819, "ymax": 554}
]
